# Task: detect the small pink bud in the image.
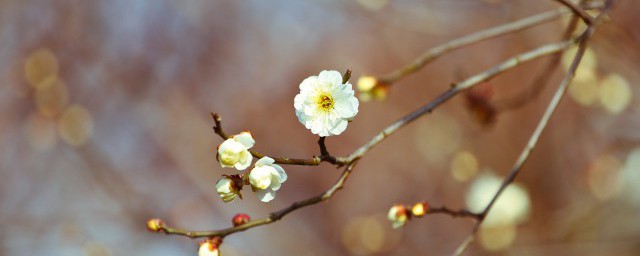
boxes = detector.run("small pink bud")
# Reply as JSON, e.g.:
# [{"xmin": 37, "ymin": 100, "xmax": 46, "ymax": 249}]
[{"xmin": 232, "ymin": 213, "xmax": 251, "ymax": 226}]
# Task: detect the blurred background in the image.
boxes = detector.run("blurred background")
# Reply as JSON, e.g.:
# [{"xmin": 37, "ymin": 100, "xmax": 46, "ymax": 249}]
[{"xmin": 1, "ymin": 0, "xmax": 639, "ymax": 255}]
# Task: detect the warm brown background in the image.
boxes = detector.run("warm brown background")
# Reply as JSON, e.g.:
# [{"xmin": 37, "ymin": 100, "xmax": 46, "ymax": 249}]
[{"xmin": 1, "ymin": 0, "xmax": 639, "ymax": 255}]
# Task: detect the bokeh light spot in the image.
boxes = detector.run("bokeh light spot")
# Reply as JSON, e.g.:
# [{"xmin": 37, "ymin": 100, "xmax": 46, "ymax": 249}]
[
  {"xmin": 451, "ymin": 151, "xmax": 479, "ymax": 182},
  {"xmin": 598, "ymin": 73, "xmax": 632, "ymax": 115},
  {"xmin": 58, "ymin": 104, "xmax": 94, "ymax": 146},
  {"xmin": 478, "ymin": 223, "xmax": 517, "ymax": 252},
  {"xmin": 24, "ymin": 48, "xmax": 59, "ymax": 88},
  {"xmin": 35, "ymin": 77, "xmax": 69, "ymax": 118},
  {"xmin": 568, "ymin": 68, "xmax": 598, "ymax": 107},
  {"xmin": 415, "ymin": 114, "xmax": 462, "ymax": 167},
  {"xmin": 466, "ymin": 173, "xmax": 531, "ymax": 227},
  {"xmin": 562, "ymin": 47, "xmax": 597, "ymax": 72},
  {"xmin": 342, "ymin": 215, "xmax": 399, "ymax": 255},
  {"xmin": 587, "ymin": 154, "xmax": 623, "ymax": 200}
]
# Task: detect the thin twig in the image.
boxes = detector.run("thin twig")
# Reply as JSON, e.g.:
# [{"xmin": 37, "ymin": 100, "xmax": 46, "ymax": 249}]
[
  {"xmin": 494, "ymin": 0, "xmax": 584, "ymax": 110},
  {"xmin": 344, "ymin": 38, "xmax": 579, "ymax": 164},
  {"xmin": 377, "ymin": 3, "xmax": 602, "ymax": 85},
  {"xmin": 453, "ymin": 1, "xmax": 614, "ymax": 254},
  {"xmin": 428, "ymin": 206, "xmax": 483, "ymax": 220},
  {"xmin": 210, "ymin": 69, "xmax": 353, "ymax": 167},
  {"xmin": 168, "ymin": 35, "xmax": 579, "ymax": 243},
  {"xmin": 211, "ymin": 112, "xmax": 322, "ymax": 166},
  {"xmin": 553, "ymin": 0, "xmax": 595, "ymax": 25},
  {"xmin": 152, "ymin": 1, "xmax": 611, "ymax": 248},
  {"xmin": 159, "ymin": 161, "xmax": 358, "ymax": 238}
]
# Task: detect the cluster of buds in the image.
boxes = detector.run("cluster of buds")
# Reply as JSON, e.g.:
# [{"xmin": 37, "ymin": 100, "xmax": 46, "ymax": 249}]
[
  {"xmin": 216, "ymin": 132, "xmax": 288, "ymax": 203},
  {"xmin": 387, "ymin": 202, "xmax": 430, "ymax": 229}
]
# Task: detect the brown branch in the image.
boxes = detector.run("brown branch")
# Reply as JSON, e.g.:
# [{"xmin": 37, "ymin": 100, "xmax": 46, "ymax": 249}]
[
  {"xmin": 343, "ymin": 38, "xmax": 578, "ymax": 164},
  {"xmin": 428, "ymin": 206, "xmax": 483, "ymax": 220},
  {"xmin": 211, "ymin": 112, "xmax": 322, "ymax": 166},
  {"xmin": 453, "ymin": 2, "xmax": 614, "ymax": 255},
  {"xmin": 153, "ymin": 1, "xmax": 612, "ymax": 249},
  {"xmin": 158, "ymin": 161, "xmax": 358, "ymax": 239},
  {"xmin": 210, "ymin": 69, "xmax": 353, "ymax": 167},
  {"xmin": 494, "ymin": 0, "xmax": 585, "ymax": 111},
  {"xmin": 166, "ymin": 33, "xmax": 579, "ymax": 246},
  {"xmin": 377, "ymin": 2, "xmax": 602, "ymax": 86},
  {"xmin": 554, "ymin": 0, "xmax": 595, "ymax": 25}
]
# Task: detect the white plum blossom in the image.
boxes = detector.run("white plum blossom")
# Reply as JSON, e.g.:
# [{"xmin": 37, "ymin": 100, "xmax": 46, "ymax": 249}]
[
  {"xmin": 294, "ymin": 70, "xmax": 359, "ymax": 137},
  {"xmin": 215, "ymin": 176, "xmax": 240, "ymax": 203},
  {"xmin": 387, "ymin": 204, "xmax": 409, "ymax": 229},
  {"xmin": 248, "ymin": 157, "xmax": 287, "ymax": 202},
  {"xmin": 217, "ymin": 131, "xmax": 254, "ymax": 170}
]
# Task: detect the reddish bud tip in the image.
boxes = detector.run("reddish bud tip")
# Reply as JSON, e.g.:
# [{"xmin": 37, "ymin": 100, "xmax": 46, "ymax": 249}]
[
  {"xmin": 199, "ymin": 237, "xmax": 222, "ymax": 256},
  {"xmin": 232, "ymin": 213, "xmax": 251, "ymax": 226},
  {"xmin": 146, "ymin": 218, "xmax": 164, "ymax": 232},
  {"xmin": 411, "ymin": 202, "xmax": 430, "ymax": 217}
]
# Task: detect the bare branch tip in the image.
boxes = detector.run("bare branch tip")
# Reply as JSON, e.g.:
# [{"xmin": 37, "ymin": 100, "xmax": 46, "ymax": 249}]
[{"xmin": 342, "ymin": 69, "xmax": 352, "ymax": 84}]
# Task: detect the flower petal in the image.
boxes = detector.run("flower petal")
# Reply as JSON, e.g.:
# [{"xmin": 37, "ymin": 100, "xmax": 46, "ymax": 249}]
[
  {"xmin": 333, "ymin": 100, "xmax": 357, "ymax": 119},
  {"xmin": 256, "ymin": 156, "xmax": 275, "ymax": 167},
  {"xmin": 234, "ymin": 150, "xmax": 253, "ymax": 170},
  {"xmin": 299, "ymin": 76, "xmax": 318, "ymax": 90},
  {"xmin": 269, "ymin": 174, "xmax": 282, "ymax": 191},
  {"xmin": 329, "ymin": 119, "xmax": 348, "ymax": 136},
  {"xmin": 233, "ymin": 132, "xmax": 254, "ymax": 148},
  {"xmin": 318, "ymin": 70, "xmax": 343, "ymax": 87},
  {"xmin": 256, "ymin": 189, "xmax": 276, "ymax": 202},
  {"xmin": 294, "ymin": 93, "xmax": 306, "ymax": 111},
  {"xmin": 272, "ymin": 164, "xmax": 287, "ymax": 183}
]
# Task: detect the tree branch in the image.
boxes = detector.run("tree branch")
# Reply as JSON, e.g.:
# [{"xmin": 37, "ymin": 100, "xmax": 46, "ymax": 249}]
[
  {"xmin": 494, "ymin": 0, "xmax": 585, "ymax": 111},
  {"xmin": 158, "ymin": 161, "xmax": 358, "ymax": 239},
  {"xmin": 428, "ymin": 206, "xmax": 483, "ymax": 220},
  {"xmin": 553, "ymin": 0, "xmax": 595, "ymax": 25},
  {"xmin": 344, "ymin": 38, "xmax": 578, "ymax": 163},
  {"xmin": 453, "ymin": 1, "xmax": 614, "ymax": 254},
  {"xmin": 211, "ymin": 112, "xmax": 322, "ymax": 166},
  {"xmin": 377, "ymin": 2, "xmax": 602, "ymax": 86},
  {"xmin": 210, "ymin": 69, "xmax": 353, "ymax": 167}
]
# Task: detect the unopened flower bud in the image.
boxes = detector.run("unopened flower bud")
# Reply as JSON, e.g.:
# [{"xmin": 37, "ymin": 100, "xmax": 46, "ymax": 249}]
[
  {"xmin": 217, "ymin": 132, "xmax": 254, "ymax": 170},
  {"xmin": 411, "ymin": 202, "xmax": 429, "ymax": 217},
  {"xmin": 146, "ymin": 218, "xmax": 164, "ymax": 232},
  {"xmin": 388, "ymin": 204, "xmax": 409, "ymax": 229},
  {"xmin": 232, "ymin": 213, "xmax": 251, "ymax": 226},
  {"xmin": 216, "ymin": 175, "xmax": 242, "ymax": 203},
  {"xmin": 198, "ymin": 238, "xmax": 221, "ymax": 256}
]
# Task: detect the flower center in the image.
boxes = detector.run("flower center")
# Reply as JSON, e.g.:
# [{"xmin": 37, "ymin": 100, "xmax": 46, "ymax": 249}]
[
  {"xmin": 318, "ymin": 94, "xmax": 334, "ymax": 110},
  {"xmin": 219, "ymin": 149, "xmax": 240, "ymax": 166}
]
